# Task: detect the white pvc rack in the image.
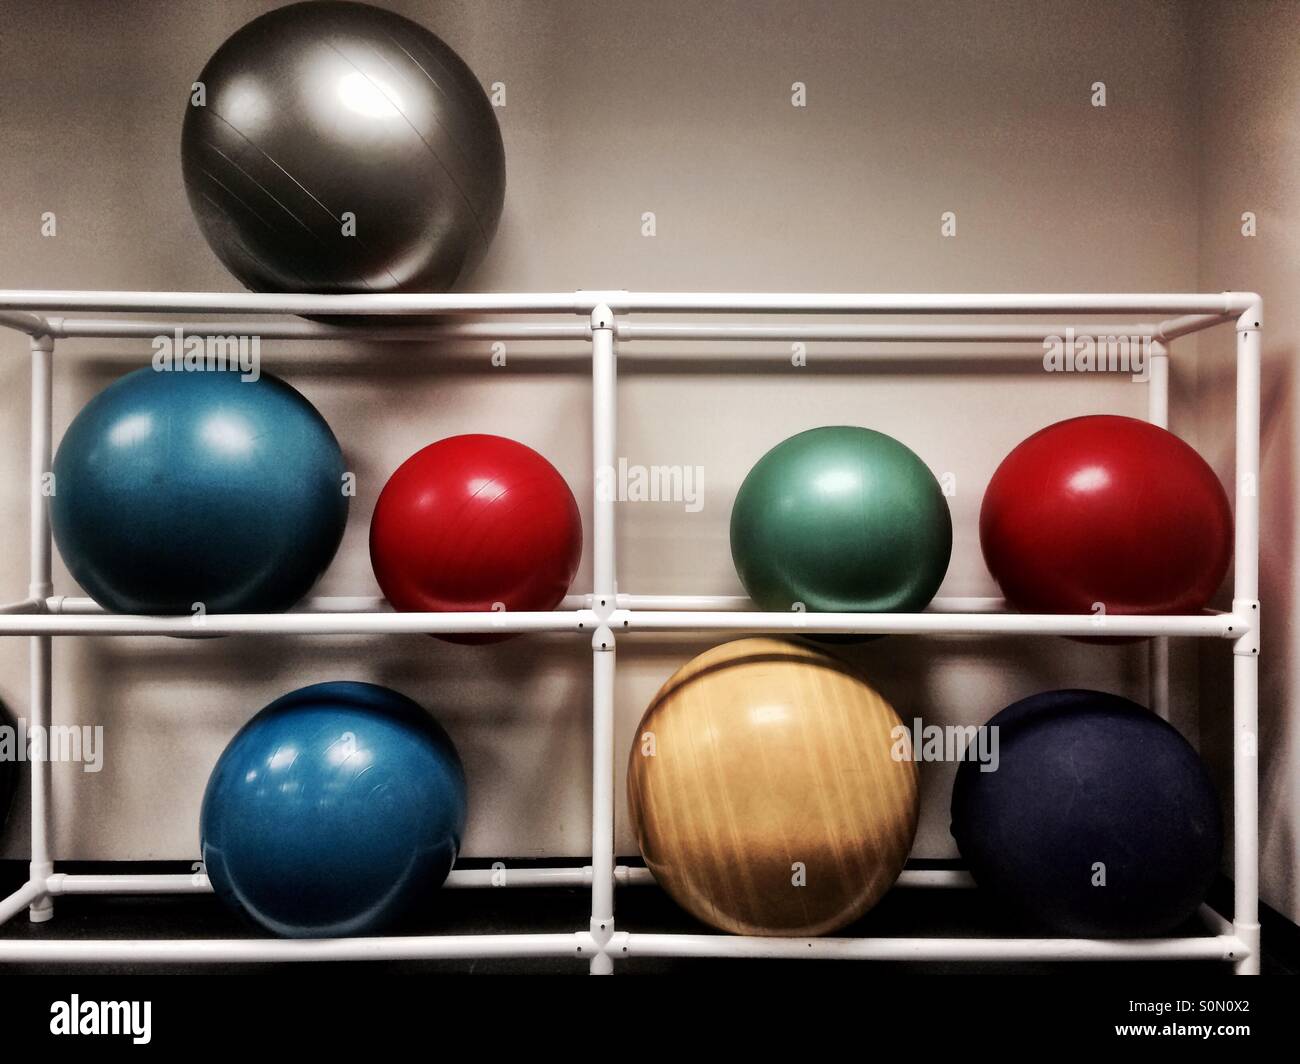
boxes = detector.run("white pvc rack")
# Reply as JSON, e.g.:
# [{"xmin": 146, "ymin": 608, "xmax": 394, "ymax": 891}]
[{"xmin": 0, "ymin": 289, "xmax": 1262, "ymax": 973}]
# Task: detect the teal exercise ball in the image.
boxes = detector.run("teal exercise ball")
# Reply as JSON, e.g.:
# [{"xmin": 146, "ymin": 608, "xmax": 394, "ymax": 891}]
[
  {"xmin": 201, "ymin": 681, "xmax": 467, "ymax": 937},
  {"xmin": 50, "ymin": 367, "xmax": 348, "ymax": 614},
  {"xmin": 730, "ymin": 426, "xmax": 952, "ymax": 613}
]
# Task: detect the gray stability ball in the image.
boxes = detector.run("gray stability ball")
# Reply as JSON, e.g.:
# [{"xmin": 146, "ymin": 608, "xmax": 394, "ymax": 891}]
[{"xmin": 181, "ymin": 1, "xmax": 505, "ymax": 295}]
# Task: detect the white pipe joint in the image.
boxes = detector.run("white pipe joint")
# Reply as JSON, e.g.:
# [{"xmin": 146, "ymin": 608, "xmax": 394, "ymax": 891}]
[
  {"xmin": 1231, "ymin": 599, "xmax": 1260, "ymax": 657},
  {"xmin": 27, "ymin": 863, "xmax": 53, "ymax": 923},
  {"xmin": 591, "ymin": 625, "xmax": 615, "ymax": 652},
  {"xmin": 1231, "ymin": 293, "xmax": 1263, "ymax": 331},
  {"xmin": 1232, "ymin": 924, "xmax": 1260, "ymax": 972}
]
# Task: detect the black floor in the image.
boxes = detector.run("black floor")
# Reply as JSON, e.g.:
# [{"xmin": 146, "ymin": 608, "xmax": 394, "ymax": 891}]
[{"xmin": 0, "ymin": 861, "xmax": 1294, "ymax": 975}]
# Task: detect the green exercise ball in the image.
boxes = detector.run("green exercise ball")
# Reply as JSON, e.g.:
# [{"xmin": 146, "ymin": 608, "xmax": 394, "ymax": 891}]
[{"xmin": 730, "ymin": 426, "xmax": 952, "ymax": 614}]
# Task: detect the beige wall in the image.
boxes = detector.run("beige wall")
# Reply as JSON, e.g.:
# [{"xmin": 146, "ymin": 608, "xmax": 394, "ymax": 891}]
[
  {"xmin": 1193, "ymin": 0, "xmax": 1300, "ymax": 923},
  {"xmin": 0, "ymin": 1, "xmax": 1245, "ymax": 880}
]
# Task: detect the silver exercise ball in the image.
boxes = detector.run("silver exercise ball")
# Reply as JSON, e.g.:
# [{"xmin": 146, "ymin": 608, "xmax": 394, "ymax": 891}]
[{"xmin": 181, "ymin": 1, "xmax": 505, "ymax": 295}]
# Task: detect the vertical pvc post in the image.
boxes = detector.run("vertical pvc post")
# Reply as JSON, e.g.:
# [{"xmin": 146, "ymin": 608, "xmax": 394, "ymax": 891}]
[
  {"xmin": 1146, "ymin": 338, "xmax": 1171, "ymax": 720},
  {"xmin": 589, "ymin": 304, "xmax": 617, "ymax": 974},
  {"xmin": 1231, "ymin": 307, "xmax": 1261, "ymax": 974},
  {"xmin": 28, "ymin": 335, "xmax": 54, "ymax": 922}
]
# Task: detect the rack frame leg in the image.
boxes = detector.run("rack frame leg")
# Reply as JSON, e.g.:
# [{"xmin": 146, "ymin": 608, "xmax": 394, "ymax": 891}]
[
  {"xmin": 588, "ymin": 304, "xmax": 618, "ymax": 974},
  {"xmin": 28, "ymin": 335, "xmax": 54, "ymax": 923}
]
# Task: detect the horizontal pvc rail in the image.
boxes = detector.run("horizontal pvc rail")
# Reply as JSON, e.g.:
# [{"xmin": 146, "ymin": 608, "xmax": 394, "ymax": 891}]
[
  {"xmin": 47, "ymin": 593, "xmax": 1007, "ymax": 615},
  {"xmin": 0, "ymin": 930, "xmax": 1243, "ymax": 965},
  {"xmin": 0, "ymin": 611, "xmax": 595, "ymax": 636},
  {"xmin": 4, "ymin": 317, "xmax": 1233, "ymax": 346},
  {"xmin": 48, "ymin": 319, "xmax": 591, "ymax": 342},
  {"xmin": 0, "ymin": 290, "xmax": 1260, "ymax": 318},
  {"xmin": 617, "ymin": 933, "xmax": 1247, "ymax": 963},
  {"xmin": 40, "ymin": 867, "xmax": 967, "ymax": 897},
  {"xmin": 34, "ymin": 321, "xmax": 1178, "ymax": 346},
  {"xmin": 614, "ymin": 594, "xmax": 1009, "ymax": 613},
  {"xmin": 0, "ymin": 608, "xmax": 1239, "ymax": 638},
  {"xmin": 0, "ymin": 934, "xmax": 587, "ymax": 964},
  {"xmin": 45, "ymin": 867, "xmax": 656, "ymax": 895},
  {"xmin": 46, "ymin": 594, "xmax": 595, "ymax": 614},
  {"xmin": 617, "ymin": 609, "xmax": 1240, "ymax": 639},
  {"xmin": 617, "ymin": 323, "xmax": 1171, "ymax": 342}
]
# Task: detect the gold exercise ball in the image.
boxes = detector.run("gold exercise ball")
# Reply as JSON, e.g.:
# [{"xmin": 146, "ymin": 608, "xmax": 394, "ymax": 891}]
[{"xmin": 626, "ymin": 637, "xmax": 919, "ymax": 936}]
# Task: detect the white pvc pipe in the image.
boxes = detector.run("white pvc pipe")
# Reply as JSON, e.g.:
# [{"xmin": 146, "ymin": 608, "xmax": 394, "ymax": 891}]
[
  {"xmin": 45, "ymin": 866, "xmax": 657, "ymax": 894},
  {"xmin": 0, "ymin": 290, "xmax": 590, "ymax": 316},
  {"xmin": 1199, "ymin": 903, "xmax": 1235, "ymax": 937},
  {"xmin": 1157, "ymin": 313, "xmax": 1233, "ymax": 341},
  {"xmin": 0, "ymin": 934, "xmax": 584, "ymax": 964},
  {"xmin": 617, "ymin": 594, "xmax": 752, "ymax": 611},
  {"xmin": 49, "ymin": 593, "xmax": 589, "ymax": 614},
  {"xmin": 617, "ymin": 323, "xmax": 1161, "ymax": 343},
  {"xmin": 617, "ymin": 594, "xmax": 1008, "ymax": 613},
  {"xmin": 45, "ymin": 592, "xmax": 1006, "ymax": 617},
  {"xmin": 1147, "ymin": 340, "xmax": 1169, "ymax": 428},
  {"xmin": 15, "ymin": 607, "xmax": 1208, "ymax": 638},
  {"xmin": 29, "ymin": 339, "xmax": 52, "ymax": 603},
  {"xmin": 44, "ymin": 866, "xmax": 975, "ymax": 896},
  {"xmin": 18, "ymin": 318, "xmax": 1212, "ymax": 349},
  {"xmin": 0, "ymin": 311, "xmax": 48, "ymax": 336},
  {"xmin": 48, "ymin": 594, "xmax": 392, "ymax": 615},
  {"xmin": 0, "ymin": 610, "xmax": 593, "ymax": 636},
  {"xmin": 589, "ymin": 306, "xmax": 618, "ymax": 975},
  {"xmin": 51, "ymin": 319, "xmax": 589, "ymax": 342},
  {"xmin": 1234, "ymin": 325, "xmax": 1261, "ymax": 602},
  {"xmin": 591, "ymin": 311, "xmax": 617, "ymax": 610},
  {"xmin": 1231, "ymin": 313, "xmax": 1263, "ymax": 974},
  {"xmin": 591, "ymin": 652, "xmax": 617, "ymax": 927},
  {"xmin": 0, "ymin": 880, "xmax": 46, "ymax": 927},
  {"xmin": 1149, "ymin": 639, "xmax": 1171, "ymax": 720},
  {"xmin": 1146, "ymin": 339, "xmax": 1171, "ymax": 720},
  {"xmin": 618, "ymin": 610, "xmax": 1234, "ymax": 638},
  {"xmin": 605, "ymin": 293, "xmax": 1254, "ymax": 315},
  {"xmin": 1232, "ymin": 660, "xmax": 1261, "ymax": 975},
  {"xmin": 10, "ymin": 316, "xmax": 1216, "ymax": 349},
  {"xmin": 0, "ymin": 290, "xmax": 1258, "ymax": 318},
  {"xmin": 28, "ymin": 336, "xmax": 53, "ymax": 923},
  {"xmin": 619, "ymin": 933, "xmax": 1244, "ymax": 962}
]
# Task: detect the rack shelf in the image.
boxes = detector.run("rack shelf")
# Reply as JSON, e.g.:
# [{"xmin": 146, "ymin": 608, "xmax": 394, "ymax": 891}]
[{"xmin": 0, "ymin": 290, "xmax": 1263, "ymax": 973}]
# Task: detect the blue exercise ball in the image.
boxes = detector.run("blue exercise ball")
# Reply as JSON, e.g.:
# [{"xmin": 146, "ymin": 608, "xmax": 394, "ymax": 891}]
[
  {"xmin": 200, "ymin": 681, "xmax": 467, "ymax": 938},
  {"xmin": 951, "ymin": 689, "xmax": 1222, "ymax": 937},
  {"xmin": 50, "ymin": 367, "xmax": 347, "ymax": 614}
]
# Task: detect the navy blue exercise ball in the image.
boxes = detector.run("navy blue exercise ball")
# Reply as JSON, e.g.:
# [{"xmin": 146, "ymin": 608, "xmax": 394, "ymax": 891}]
[
  {"xmin": 951, "ymin": 690, "xmax": 1222, "ymax": 937},
  {"xmin": 0, "ymin": 702, "xmax": 16, "ymax": 837},
  {"xmin": 200, "ymin": 682, "xmax": 467, "ymax": 938},
  {"xmin": 50, "ymin": 368, "xmax": 347, "ymax": 614}
]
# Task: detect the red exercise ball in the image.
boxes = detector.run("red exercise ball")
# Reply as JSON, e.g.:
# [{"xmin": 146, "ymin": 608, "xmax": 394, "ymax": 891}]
[
  {"xmin": 980, "ymin": 415, "xmax": 1232, "ymax": 617},
  {"xmin": 370, "ymin": 434, "xmax": 582, "ymax": 642}
]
